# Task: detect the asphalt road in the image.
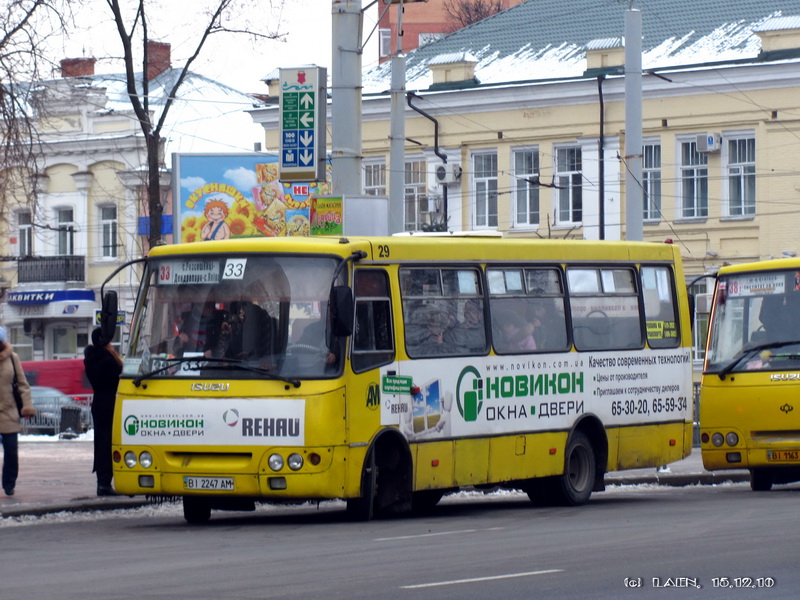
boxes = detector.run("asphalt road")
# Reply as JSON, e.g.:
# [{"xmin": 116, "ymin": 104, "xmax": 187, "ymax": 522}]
[{"xmin": 2, "ymin": 480, "xmax": 797, "ymax": 599}]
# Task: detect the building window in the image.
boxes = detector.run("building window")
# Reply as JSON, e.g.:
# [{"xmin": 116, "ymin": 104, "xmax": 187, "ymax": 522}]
[
  {"xmin": 404, "ymin": 159, "xmax": 427, "ymax": 231},
  {"xmin": 379, "ymin": 28, "xmax": 392, "ymax": 58},
  {"xmin": 512, "ymin": 148, "xmax": 539, "ymax": 227},
  {"xmin": 555, "ymin": 147, "xmax": 582, "ymax": 224},
  {"xmin": 643, "ymin": 143, "xmax": 662, "ymax": 221},
  {"xmin": 101, "ymin": 205, "xmax": 118, "ymax": 258},
  {"xmin": 57, "ymin": 208, "xmax": 74, "ymax": 255},
  {"xmin": 727, "ymin": 137, "xmax": 756, "ymax": 217},
  {"xmin": 473, "ymin": 152, "xmax": 498, "ymax": 228},
  {"xmin": 680, "ymin": 141, "xmax": 708, "ymax": 218},
  {"xmin": 18, "ymin": 210, "xmax": 32, "ymax": 257},
  {"xmin": 364, "ymin": 161, "xmax": 386, "ymax": 196},
  {"xmin": 9, "ymin": 327, "xmax": 32, "ymax": 361},
  {"xmin": 689, "ymin": 278, "xmax": 710, "ymax": 364}
]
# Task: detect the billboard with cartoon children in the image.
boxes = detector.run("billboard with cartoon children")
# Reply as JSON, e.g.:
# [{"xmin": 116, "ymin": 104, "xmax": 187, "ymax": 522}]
[{"xmin": 172, "ymin": 153, "xmax": 338, "ymax": 243}]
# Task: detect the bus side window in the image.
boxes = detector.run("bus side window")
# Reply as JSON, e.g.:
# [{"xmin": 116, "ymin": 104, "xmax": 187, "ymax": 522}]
[
  {"xmin": 352, "ymin": 270, "xmax": 395, "ymax": 372},
  {"xmin": 401, "ymin": 267, "xmax": 485, "ymax": 358},
  {"xmin": 641, "ymin": 266, "xmax": 680, "ymax": 349},
  {"xmin": 568, "ymin": 267, "xmax": 643, "ymax": 351},
  {"xmin": 488, "ymin": 267, "xmax": 568, "ymax": 355}
]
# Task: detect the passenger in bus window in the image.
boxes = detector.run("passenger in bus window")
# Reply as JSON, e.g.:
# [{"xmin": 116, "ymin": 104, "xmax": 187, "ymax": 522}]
[
  {"xmin": 447, "ymin": 299, "xmax": 486, "ymax": 352},
  {"xmin": 409, "ymin": 305, "xmax": 454, "ymax": 356},
  {"xmin": 205, "ymin": 308, "xmax": 237, "ymax": 358},
  {"xmin": 494, "ymin": 310, "xmax": 537, "ymax": 353},
  {"xmin": 528, "ymin": 298, "xmax": 567, "ymax": 351},
  {"xmin": 174, "ymin": 302, "xmax": 216, "ymax": 355}
]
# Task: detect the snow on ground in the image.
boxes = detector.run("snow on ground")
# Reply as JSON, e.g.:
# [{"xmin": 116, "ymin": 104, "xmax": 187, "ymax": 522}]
[{"xmin": 0, "ymin": 481, "xmax": 746, "ymax": 528}]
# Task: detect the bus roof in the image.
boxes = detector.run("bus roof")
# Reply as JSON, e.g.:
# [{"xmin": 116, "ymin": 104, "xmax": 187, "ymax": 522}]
[
  {"xmin": 150, "ymin": 236, "xmax": 682, "ymax": 264},
  {"xmin": 717, "ymin": 257, "xmax": 800, "ymax": 276}
]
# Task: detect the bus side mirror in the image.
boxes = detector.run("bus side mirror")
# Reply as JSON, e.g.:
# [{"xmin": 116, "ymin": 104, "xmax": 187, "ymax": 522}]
[
  {"xmin": 100, "ymin": 291, "xmax": 118, "ymax": 342},
  {"xmin": 687, "ymin": 293, "xmax": 695, "ymax": 331},
  {"xmin": 330, "ymin": 286, "xmax": 354, "ymax": 336}
]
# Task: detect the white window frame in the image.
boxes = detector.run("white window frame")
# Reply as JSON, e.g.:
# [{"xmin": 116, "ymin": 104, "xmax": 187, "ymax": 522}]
[
  {"xmin": 17, "ymin": 209, "xmax": 33, "ymax": 257},
  {"xmin": 56, "ymin": 207, "xmax": 75, "ymax": 255},
  {"xmin": 472, "ymin": 150, "xmax": 498, "ymax": 229},
  {"xmin": 725, "ymin": 134, "xmax": 756, "ymax": 217},
  {"xmin": 512, "ymin": 147, "xmax": 540, "ymax": 228},
  {"xmin": 404, "ymin": 158, "xmax": 428, "ymax": 231},
  {"xmin": 555, "ymin": 146, "xmax": 582, "ymax": 225},
  {"xmin": 379, "ymin": 28, "xmax": 392, "ymax": 58},
  {"xmin": 679, "ymin": 139, "xmax": 708, "ymax": 219},
  {"xmin": 100, "ymin": 204, "xmax": 118, "ymax": 259},
  {"xmin": 363, "ymin": 160, "xmax": 387, "ymax": 197},
  {"xmin": 643, "ymin": 141, "xmax": 662, "ymax": 222}
]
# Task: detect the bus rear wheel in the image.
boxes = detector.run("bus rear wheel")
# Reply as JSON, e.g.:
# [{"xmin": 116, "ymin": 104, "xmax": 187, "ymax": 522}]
[
  {"xmin": 554, "ymin": 431, "xmax": 595, "ymax": 506},
  {"xmin": 183, "ymin": 496, "xmax": 212, "ymax": 524},
  {"xmin": 749, "ymin": 468, "xmax": 773, "ymax": 491}
]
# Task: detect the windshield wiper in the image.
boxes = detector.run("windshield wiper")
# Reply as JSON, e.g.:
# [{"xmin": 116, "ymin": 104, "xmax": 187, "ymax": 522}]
[
  {"xmin": 717, "ymin": 340, "xmax": 800, "ymax": 380},
  {"xmin": 200, "ymin": 361, "xmax": 300, "ymax": 388},
  {"xmin": 133, "ymin": 356, "xmax": 215, "ymax": 386},
  {"xmin": 133, "ymin": 356, "xmax": 300, "ymax": 388}
]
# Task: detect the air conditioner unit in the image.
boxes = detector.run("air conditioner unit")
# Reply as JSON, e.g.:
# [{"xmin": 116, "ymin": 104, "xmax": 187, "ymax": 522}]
[
  {"xmin": 695, "ymin": 293, "xmax": 712, "ymax": 314},
  {"xmin": 435, "ymin": 162, "xmax": 462, "ymax": 184},
  {"xmin": 696, "ymin": 133, "xmax": 721, "ymax": 153}
]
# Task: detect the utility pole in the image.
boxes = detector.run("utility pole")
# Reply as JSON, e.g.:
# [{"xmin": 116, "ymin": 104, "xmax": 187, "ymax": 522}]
[
  {"xmin": 388, "ymin": 1, "xmax": 406, "ymax": 234},
  {"xmin": 624, "ymin": 3, "xmax": 643, "ymax": 241},
  {"xmin": 331, "ymin": 1, "xmax": 363, "ymax": 200}
]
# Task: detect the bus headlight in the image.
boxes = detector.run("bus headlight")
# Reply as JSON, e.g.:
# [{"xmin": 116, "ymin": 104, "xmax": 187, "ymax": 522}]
[
  {"xmin": 711, "ymin": 433, "xmax": 725, "ymax": 447},
  {"xmin": 725, "ymin": 432, "xmax": 739, "ymax": 447},
  {"xmin": 268, "ymin": 454, "xmax": 284, "ymax": 471},
  {"xmin": 287, "ymin": 453, "xmax": 304, "ymax": 471},
  {"xmin": 124, "ymin": 451, "xmax": 138, "ymax": 468},
  {"xmin": 139, "ymin": 451, "xmax": 153, "ymax": 468}
]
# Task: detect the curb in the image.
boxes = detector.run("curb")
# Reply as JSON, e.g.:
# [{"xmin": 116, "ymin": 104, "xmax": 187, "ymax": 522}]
[{"xmin": 0, "ymin": 497, "xmax": 150, "ymax": 519}]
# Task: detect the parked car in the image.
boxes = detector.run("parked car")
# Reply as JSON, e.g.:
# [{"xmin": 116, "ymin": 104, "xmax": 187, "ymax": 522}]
[{"xmin": 22, "ymin": 386, "xmax": 92, "ymax": 435}]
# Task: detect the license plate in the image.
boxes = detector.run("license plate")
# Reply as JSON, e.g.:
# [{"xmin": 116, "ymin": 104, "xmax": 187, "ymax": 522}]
[
  {"xmin": 767, "ymin": 450, "xmax": 800, "ymax": 462},
  {"xmin": 183, "ymin": 476, "xmax": 234, "ymax": 491}
]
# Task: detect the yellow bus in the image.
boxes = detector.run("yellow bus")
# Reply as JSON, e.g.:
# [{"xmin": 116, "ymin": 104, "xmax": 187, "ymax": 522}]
[
  {"xmin": 104, "ymin": 236, "xmax": 693, "ymax": 523},
  {"xmin": 700, "ymin": 258, "xmax": 800, "ymax": 491}
]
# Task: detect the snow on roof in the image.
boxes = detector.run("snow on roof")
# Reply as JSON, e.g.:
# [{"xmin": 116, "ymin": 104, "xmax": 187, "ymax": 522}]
[
  {"xmin": 48, "ymin": 67, "xmax": 265, "ymax": 165},
  {"xmin": 362, "ymin": 0, "xmax": 800, "ymax": 93}
]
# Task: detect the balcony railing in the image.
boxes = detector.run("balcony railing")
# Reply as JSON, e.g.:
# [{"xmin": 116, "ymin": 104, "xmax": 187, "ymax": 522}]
[{"xmin": 17, "ymin": 256, "xmax": 85, "ymax": 284}]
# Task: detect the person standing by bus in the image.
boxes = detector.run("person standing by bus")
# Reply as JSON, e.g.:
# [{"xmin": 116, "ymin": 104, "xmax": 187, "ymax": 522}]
[
  {"xmin": 0, "ymin": 326, "xmax": 34, "ymax": 496},
  {"xmin": 84, "ymin": 328, "xmax": 122, "ymax": 496}
]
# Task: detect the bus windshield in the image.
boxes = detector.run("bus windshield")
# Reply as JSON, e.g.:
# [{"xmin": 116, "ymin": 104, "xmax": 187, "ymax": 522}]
[
  {"xmin": 124, "ymin": 254, "xmax": 344, "ymax": 381},
  {"xmin": 706, "ymin": 268, "xmax": 800, "ymax": 375}
]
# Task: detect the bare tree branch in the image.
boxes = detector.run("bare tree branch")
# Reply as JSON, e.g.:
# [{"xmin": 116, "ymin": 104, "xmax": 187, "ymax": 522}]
[
  {"xmin": 443, "ymin": 0, "xmax": 502, "ymax": 31},
  {"xmin": 0, "ymin": 0, "xmax": 74, "ymax": 226},
  {"xmin": 104, "ymin": 0, "xmax": 285, "ymax": 249}
]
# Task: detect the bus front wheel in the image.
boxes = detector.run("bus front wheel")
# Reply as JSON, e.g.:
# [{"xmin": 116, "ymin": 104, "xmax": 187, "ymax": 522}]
[
  {"xmin": 749, "ymin": 468, "xmax": 773, "ymax": 491},
  {"xmin": 346, "ymin": 449, "xmax": 377, "ymax": 521},
  {"xmin": 183, "ymin": 496, "xmax": 212, "ymax": 524}
]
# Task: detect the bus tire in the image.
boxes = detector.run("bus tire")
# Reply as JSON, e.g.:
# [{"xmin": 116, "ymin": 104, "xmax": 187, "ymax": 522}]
[
  {"xmin": 749, "ymin": 468, "xmax": 773, "ymax": 491},
  {"xmin": 346, "ymin": 449, "xmax": 377, "ymax": 521},
  {"xmin": 183, "ymin": 496, "xmax": 211, "ymax": 524},
  {"xmin": 553, "ymin": 430, "xmax": 595, "ymax": 506},
  {"xmin": 347, "ymin": 434, "xmax": 412, "ymax": 520}
]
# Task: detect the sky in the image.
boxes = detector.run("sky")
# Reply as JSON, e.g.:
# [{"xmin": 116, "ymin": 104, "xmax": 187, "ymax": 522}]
[{"xmin": 52, "ymin": 0, "xmax": 380, "ymax": 94}]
